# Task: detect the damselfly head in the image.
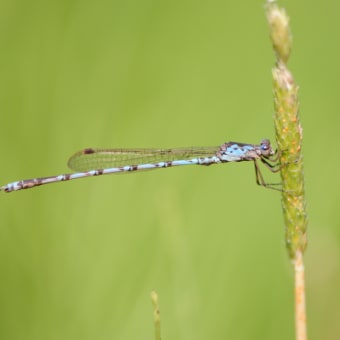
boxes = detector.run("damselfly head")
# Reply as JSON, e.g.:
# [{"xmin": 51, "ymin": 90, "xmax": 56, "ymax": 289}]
[{"xmin": 260, "ymin": 139, "xmax": 274, "ymax": 156}]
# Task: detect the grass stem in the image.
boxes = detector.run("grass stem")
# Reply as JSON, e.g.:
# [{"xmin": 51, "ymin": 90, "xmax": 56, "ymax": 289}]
[{"xmin": 266, "ymin": 1, "xmax": 308, "ymax": 339}]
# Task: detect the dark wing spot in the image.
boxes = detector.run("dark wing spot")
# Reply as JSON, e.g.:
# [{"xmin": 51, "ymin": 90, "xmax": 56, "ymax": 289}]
[{"xmin": 83, "ymin": 148, "xmax": 96, "ymax": 154}]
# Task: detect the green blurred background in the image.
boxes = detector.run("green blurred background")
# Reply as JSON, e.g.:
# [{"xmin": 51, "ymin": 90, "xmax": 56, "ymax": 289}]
[{"xmin": 0, "ymin": 1, "xmax": 339, "ymax": 339}]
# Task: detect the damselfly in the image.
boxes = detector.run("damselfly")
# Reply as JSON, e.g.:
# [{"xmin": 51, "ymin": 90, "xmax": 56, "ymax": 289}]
[{"xmin": 0, "ymin": 139, "xmax": 281, "ymax": 193}]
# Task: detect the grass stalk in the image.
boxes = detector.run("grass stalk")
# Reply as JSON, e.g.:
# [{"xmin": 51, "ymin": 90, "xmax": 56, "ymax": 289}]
[
  {"xmin": 150, "ymin": 290, "xmax": 162, "ymax": 340},
  {"xmin": 265, "ymin": 1, "xmax": 308, "ymax": 339}
]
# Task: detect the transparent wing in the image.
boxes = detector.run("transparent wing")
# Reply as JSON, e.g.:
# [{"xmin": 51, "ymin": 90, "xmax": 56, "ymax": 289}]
[{"xmin": 67, "ymin": 147, "xmax": 219, "ymax": 172}]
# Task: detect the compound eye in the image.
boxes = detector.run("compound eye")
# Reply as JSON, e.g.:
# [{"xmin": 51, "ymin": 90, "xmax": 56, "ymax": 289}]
[{"xmin": 260, "ymin": 139, "xmax": 270, "ymax": 151}]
